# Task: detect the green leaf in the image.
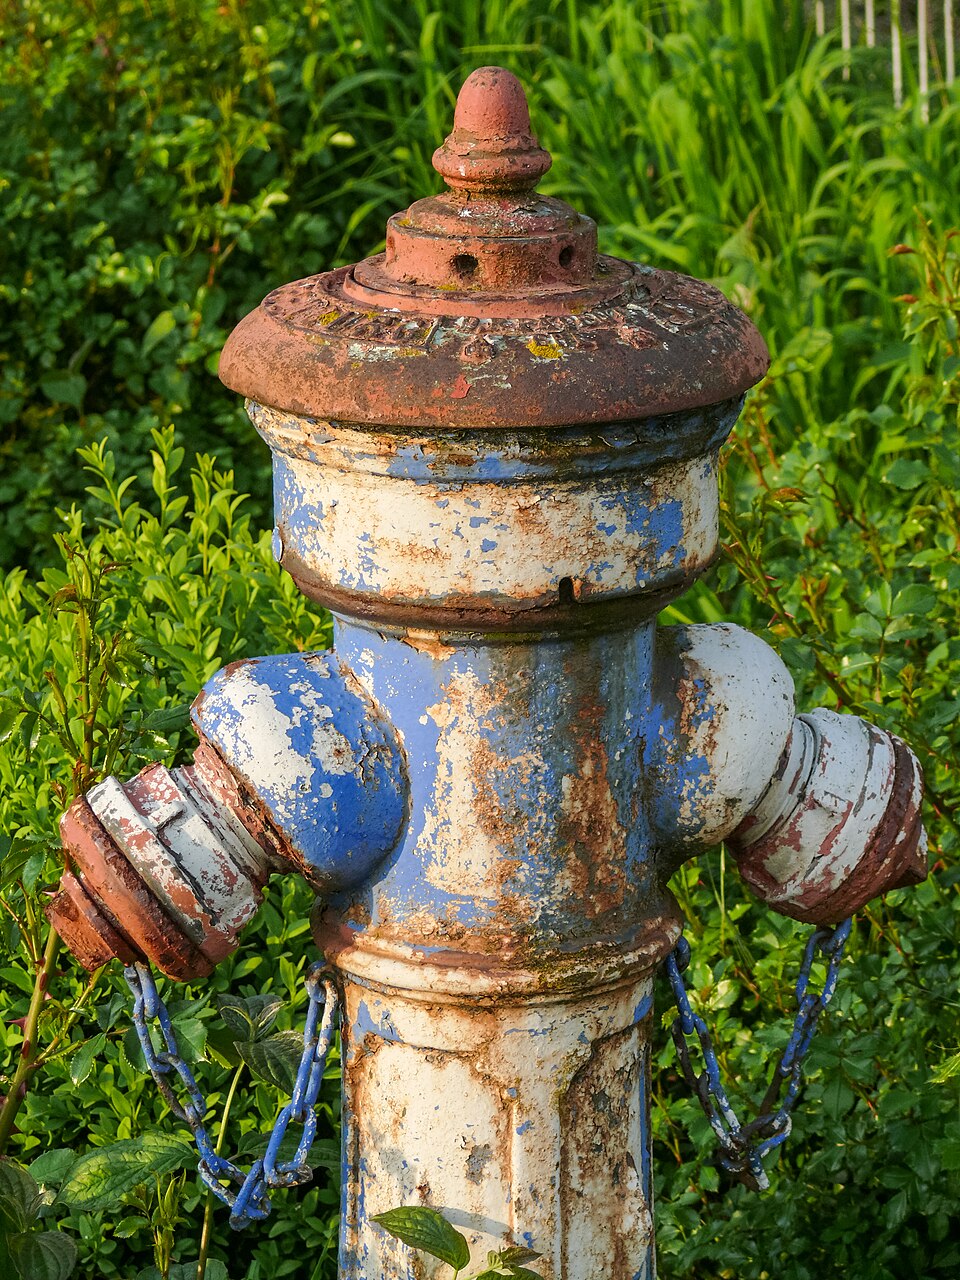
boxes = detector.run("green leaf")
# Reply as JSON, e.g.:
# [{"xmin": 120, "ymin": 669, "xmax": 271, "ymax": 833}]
[
  {"xmin": 69, "ymin": 1032, "xmax": 106, "ymax": 1086},
  {"xmin": 931, "ymin": 1052, "xmax": 960, "ymax": 1084},
  {"xmin": 112, "ymin": 1215, "xmax": 147, "ymax": 1238},
  {"xmin": 883, "ymin": 458, "xmax": 930, "ymax": 489},
  {"xmin": 0, "ymin": 705, "xmax": 24, "ymax": 743},
  {"xmin": 495, "ymin": 1247, "xmax": 542, "ymax": 1266},
  {"xmin": 28, "ymin": 1151, "xmax": 78, "ymax": 1190},
  {"xmin": 371, "ymin": 1206, "xmax": 470, "ymax": 1271},
  {"xmin": 169, "ymin": 1016, "xmax": 206, "ymax": 1062},
  {"xmin": 142, "ymin": 310, "xmax": 177, "ymax": 356},
  {"xmin": 0, "ymin": 1162, "xmax": 41, "ymax": 1232},
  {"xmin": 39, "ymin": 372, "xmax": 87, "ymax": 410},
  {"xmin": 235, "ymin": 1030, "xmax": 303, "ymax": 1093},
  {"xmin": 57, "ymin": 1135, "xmax": 193, "ymax": 1212},
  {"xmin": 0, "ymin": 836, "xmax": 32, "ymax": 888},
  {"xmin": 891, "ymin": 583, "xmax": 937, "ymax": 617},
  {"xmin": 821, "ymin": 1076, "xmax": 855, "ymax": 1120},
  {"xmin": 215, "ymin": 993, "xmax": 282, "ymax": 1043},
  {"xmin": 141, "ymin": 703, "xmax": 191, "ymax": 735},
  {"xmin": 8, "ymin": 1229, "xmax": 77, "ymax": 1280},
  {"xmin": 205, "ymin": 1025, "xmax": 242, "ymax": 1070}
]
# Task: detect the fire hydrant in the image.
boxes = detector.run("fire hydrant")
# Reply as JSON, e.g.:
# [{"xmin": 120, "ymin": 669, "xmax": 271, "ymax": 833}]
[{"xmin": 48, "ymin": 68, "xmax": 926, "ymax": 1279}]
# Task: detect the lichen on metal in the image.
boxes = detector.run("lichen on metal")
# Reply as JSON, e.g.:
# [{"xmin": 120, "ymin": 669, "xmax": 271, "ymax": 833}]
[{"xmin": 47, "ymin": 65, "xmax": 926, "ymax": 1280}]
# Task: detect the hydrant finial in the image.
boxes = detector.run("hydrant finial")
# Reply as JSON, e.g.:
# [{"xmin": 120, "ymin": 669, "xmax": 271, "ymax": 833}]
[{"xmin": 432, "ymin": 66, "xmax": 552, "ymax": 192}]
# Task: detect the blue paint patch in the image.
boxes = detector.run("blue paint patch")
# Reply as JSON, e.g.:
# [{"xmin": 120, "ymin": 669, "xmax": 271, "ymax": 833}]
[
  {"xmin": 596, "ymin": 489, "xmax": 687, "ymax": 579},
  {"xmin": 633, "ymin": 994, "xmax": 653, "ymax": 1024},
  {"xmin": 354, "ymin": 999, "xmax": 400, "ymax": 1043},
  {"xmin": 193, "ymin": 652, "xmax": 407, "ymax": 895},
  {"xmin": 330, "ymin": 618, "xmax": 665, "ymax": 942},
  {"xmin": 481, "ymin": 539, "xmax": 497, "ymax": 552},
  {"xmin": 644, "ymin": 626, "xmax": 717, "ymax": 844},
  {"xmin": 515, "ymin": 1120, "xmax": 532, "ymax": 1135}
]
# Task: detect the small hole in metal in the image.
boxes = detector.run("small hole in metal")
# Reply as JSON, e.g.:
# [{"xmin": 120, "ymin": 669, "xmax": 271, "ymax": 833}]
[
  {"xmin": 558, "ymin": 577, "xmax": 575, "ymax": 605},
  {"xmin": 452, "ymin": 253, "xmax": 479, "ymax": 279},
  {"xmin": 559, "ymin": 246, "xmax": 574, "ymax": 268}
]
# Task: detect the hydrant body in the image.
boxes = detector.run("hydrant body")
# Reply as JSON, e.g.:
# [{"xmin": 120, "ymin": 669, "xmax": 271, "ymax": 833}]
[{"xmin": 48, "ymin": 68, "xmax": 926, "ymax": 1279}]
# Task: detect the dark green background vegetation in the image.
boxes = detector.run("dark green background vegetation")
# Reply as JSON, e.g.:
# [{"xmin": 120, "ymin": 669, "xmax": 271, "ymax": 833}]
[{"xmin": 1, "ymin": 1, "xmax": 958, "ymax": 1278}]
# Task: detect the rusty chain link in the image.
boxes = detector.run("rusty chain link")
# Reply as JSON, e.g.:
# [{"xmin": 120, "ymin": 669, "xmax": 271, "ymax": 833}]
[
  {"xmin": 124, "ymin": 961, "xmax": 339, "ymax": 1229},
  {"xmin": 664, "ymin": 918, "xmax": 853, "ymax": 1192}
]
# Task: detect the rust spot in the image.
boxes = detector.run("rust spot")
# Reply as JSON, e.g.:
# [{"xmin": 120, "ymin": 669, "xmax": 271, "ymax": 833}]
[
  {"xmin": 60, "ymin": 800, "xmax": 211, "ymax": 981},
  {"xmin": 218, "ymin": 71, "xmax": 768, "ymax": 429},
  {"xmin": 45, "ymin": 871, "xmax": 139, "ymax": 970},
  {"xmin": 400, "ymin": 631, "xmax": 457, "ymax": 660}
]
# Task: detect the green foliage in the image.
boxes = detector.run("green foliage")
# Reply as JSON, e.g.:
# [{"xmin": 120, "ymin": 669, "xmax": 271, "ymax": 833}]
[
  {"xmin": 372, "ymin": 1206, "xmax": 542, "ymax": 1280},
  {"xmin": 2, "ymin": 3, "xmax": 959, "ymax": 1280},
  {"xmin": 654, "ymin": 219, "xmax": 960, "ymax": 1277},
  {"xmin": 0, "ymin": 433, "xmax": 336, "ymax": 1277},
  {"xmin": 56, "ymin": 1136, "xmax": 195, "ymax": 1214},
  {"xmin": 3, "ymin": 0, "xmax": 960, "ymax": 573},
  {"xmin": 0, "ymin": 1160, "xmax": 77, "ymax": 1280}
]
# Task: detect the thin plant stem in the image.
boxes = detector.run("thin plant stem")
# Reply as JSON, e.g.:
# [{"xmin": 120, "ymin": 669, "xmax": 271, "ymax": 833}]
[
  {"xmin": 34, "ymin": 964, "xmax": 106, "ymax": 1068},
  {"xmin": 196, "ymin": 1063, "xmax": 245, "ymax": 1280},
  {"xmin": 0, "ymin": 926, "xmax": 60, "ymax": 1153}
]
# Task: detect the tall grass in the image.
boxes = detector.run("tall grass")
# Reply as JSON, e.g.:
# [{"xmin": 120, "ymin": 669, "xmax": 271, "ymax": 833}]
[{"xmin": 3, "ymin": 0, "xmax": 960, "ymax": 566}]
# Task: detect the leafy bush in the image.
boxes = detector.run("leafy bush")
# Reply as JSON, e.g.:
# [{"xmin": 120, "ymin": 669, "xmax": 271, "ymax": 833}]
[
  {"xmin": 5, "ymin": 0, "xmax": 960, "ymax": 569},
  {"xmin": 654, "ymin": 216, "xmax": 960, "ymax": 1278},
  {"xmin": 0, "ymin": 435, "xmax": 338, "ymax": 1278},
  {"xmin": 2, "ymin": 3, "xmax": 959, "ymax": 1279}
]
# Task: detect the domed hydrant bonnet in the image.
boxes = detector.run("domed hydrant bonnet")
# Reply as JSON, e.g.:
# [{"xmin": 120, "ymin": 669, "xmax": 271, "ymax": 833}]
[{"xmin": 48, "ymin": 67, "xmax": 926, "ymax": 1279}]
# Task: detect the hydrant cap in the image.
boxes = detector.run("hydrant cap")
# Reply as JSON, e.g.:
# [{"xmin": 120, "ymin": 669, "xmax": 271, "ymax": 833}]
[{"xmin": 219, "ymin": 67, "xmax": 769, "ymax": 428}]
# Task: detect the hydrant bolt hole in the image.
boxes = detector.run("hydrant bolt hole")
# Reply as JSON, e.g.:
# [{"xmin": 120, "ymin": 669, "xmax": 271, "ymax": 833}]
[{"xmin": 452, "ymin": 252, "xmax": 479, "ymax": 280}]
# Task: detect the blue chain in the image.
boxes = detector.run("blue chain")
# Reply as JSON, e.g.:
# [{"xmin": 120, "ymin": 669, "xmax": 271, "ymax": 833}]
[
  {"xmin": 664, "ymin": 918, "xmax": 852, "ymax": 1191},
  {"xmin": 124, "ymin": 961, "xmax": 339, "ymax": 1229}
]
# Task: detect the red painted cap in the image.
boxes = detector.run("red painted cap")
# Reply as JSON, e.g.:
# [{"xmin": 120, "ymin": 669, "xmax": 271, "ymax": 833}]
[{"xmin": 219, "ymin": 67, "xmax": 768, "ymax": 428}]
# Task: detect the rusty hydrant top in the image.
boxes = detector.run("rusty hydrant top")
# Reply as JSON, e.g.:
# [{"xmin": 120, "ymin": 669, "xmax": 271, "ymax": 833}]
[{"xmin": 218, "ymin": 67, "xmax": 769, "ymax": 429}]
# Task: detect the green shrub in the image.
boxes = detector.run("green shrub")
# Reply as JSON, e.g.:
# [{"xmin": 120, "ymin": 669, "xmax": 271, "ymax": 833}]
[
  {"xmin": 0, "ymin": 433, "xmax": 338, "ymax": 1278},
  {"xmin": 2, "ymin": 3, "xmax": 959, "ymax": 1278},
  {"xmin": 4, "ymin": 0, "xmax": 960, "ymax": 570},
  {"xmin": 654, "ymin": 216, "xmax": 960, "ymax": 1279}
]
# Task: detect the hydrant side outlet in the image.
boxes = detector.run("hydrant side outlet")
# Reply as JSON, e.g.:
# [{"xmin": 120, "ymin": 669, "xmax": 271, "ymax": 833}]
[{"xmin": 191, "ymin": 652, "xmax": 409, "ymax": 894}]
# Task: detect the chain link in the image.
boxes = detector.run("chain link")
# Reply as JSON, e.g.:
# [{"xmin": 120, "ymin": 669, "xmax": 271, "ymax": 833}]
[
  {"xmin": 126, "ymin": 920, "xmax": 849, "ymax": 1222},
  {"xmin": 124, "ymin": 961, "xmax": 339, "ymax": 1229},
  {"xmin": 664, "ymin": 918, "xmax": 852, "ymax": 1192}
]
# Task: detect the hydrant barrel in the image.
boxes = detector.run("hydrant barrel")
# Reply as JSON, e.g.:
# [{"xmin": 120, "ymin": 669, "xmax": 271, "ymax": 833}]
[{"xmin": 48, "ymin": 64, "xmax": 926, "ymax": 1280}]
